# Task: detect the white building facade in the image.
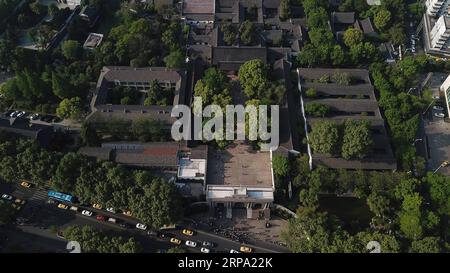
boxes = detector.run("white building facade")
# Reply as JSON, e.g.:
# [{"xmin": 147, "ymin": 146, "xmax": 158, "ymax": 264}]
[
  {"xmin": 429, "ymin": 15, "xmax": 450, "ymax": 50},
  {"xmin": 426, "ymin": 0, "xmax": 450, "ymax": 17}
]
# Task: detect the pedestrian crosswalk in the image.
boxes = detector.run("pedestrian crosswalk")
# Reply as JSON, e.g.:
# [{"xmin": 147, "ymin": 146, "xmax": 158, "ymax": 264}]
[{"xmin": 20, "ymin": 190, "xmax": 48, "ymax": 214}]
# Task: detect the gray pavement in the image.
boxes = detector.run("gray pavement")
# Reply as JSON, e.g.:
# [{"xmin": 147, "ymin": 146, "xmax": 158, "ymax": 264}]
[{"xmin": 421, "ymin": 72, "xmax": 450, "ymax": 175}]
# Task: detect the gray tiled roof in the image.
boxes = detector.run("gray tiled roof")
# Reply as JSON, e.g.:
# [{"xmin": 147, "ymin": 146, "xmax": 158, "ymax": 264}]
[{"xmin": 298, "ymin": 68, "xmax": 397, "ymax": 170}]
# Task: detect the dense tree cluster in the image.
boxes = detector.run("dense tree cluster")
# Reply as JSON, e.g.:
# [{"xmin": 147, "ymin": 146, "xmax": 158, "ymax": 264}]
[
  {"xmin": 194, "ymin": 67, "xmax": 232, "ymax": 108},
  {"xmin": 144, "ymin": 80, "xmax": 174, "ymax": 106},
  {"xmin": 297, "ymin": 0, "xmax": 408, "ymax": 68},
  {"xmin": 308, "ymin": 120, "xmax": 372, "ymax": 159},
  {"xmin": 96, "ymin": 14, "xmax": 183, "ymax": 68},
  {"xmin": 0, "ymin": 132, "xmax": 183, "ymax": 228},
  {"xmin": 238, "ymin": 59, "xmax": 285, "ymax": 105},
  {"xmin": 84, "ymin": 117, "xmax": 167, "ymax": 143},
  {"xmin": 304, "ymin": 103, "xmax": 330, "ymax": 117},
  {"xmin": 61, "ymin": 225, "xmax": 142, "ymax": 253},
  {"xmin": 221, "ymin": 23, "xmax": 238, "ymax": 46},
  {"xmin": 284, "ymin": 158, "xmax": 450, "ymax": 253},
  {"xmin": 56, "ymin": 97, "xmax": 83, "ymax": 120},
  {"xmin": 370, "ymin": 56, "xmax": 428, "ymax": 170},
  {"xmin": 0, "ymin": 132, "xmax": 61, "ymax": 185},
  {"xmin": 239, "ymin": 20, "xmax": 257, "ymax": 46},
  {"xmin": 282, "ymin": 207, "xmax": 400, "ymax": 253},
  {"xmin": 52, "ymin": 153, "xmax": 183, "ymax": 228}
]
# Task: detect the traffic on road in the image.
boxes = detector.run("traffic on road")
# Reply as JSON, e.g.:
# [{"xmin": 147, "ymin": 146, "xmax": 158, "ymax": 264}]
[{"xmin": 1, "ymin": 181, "xmax": 274, "ymax": 253}]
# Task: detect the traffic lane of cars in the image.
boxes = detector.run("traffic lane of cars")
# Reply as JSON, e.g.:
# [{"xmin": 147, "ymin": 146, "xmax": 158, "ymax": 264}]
[
  {"xmin": 5, "ymin": 182, "xmax": 260, "ymax": 253},
  {"xmin": 70, "ymin": 206, "xmax": 265, "ymax": 253},
  {"xmin": 170, "ymin": 228, "xmax": 255, "ymax": 253}
]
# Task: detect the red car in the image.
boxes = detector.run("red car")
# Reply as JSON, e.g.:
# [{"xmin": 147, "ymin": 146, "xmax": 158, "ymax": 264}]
[{"xmin": 96, "ymin": 215, "xmax": 106, "ymax": 221}]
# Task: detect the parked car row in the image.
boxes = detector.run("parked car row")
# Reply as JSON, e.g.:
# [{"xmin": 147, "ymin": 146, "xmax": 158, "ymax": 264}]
[
  {"xmin": 1, "ymin": 193, "xmax": 26, "ymax": 210},
  {"xmin": 431, "ymin": 98, "xmax": 447, "ymax": 118},
  {"xmin": 4, "ymin": 110, "xmax": 61, "ymax": 123}
]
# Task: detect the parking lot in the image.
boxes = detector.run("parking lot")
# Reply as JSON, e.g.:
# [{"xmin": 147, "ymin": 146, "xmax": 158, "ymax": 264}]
[
  {"xmin": 4, "ymin": 110, "xmax": 62, "ymax": 124},
  {"xmin": 422, "ymin": 72, "xmax": 450, "ymax": 175}
]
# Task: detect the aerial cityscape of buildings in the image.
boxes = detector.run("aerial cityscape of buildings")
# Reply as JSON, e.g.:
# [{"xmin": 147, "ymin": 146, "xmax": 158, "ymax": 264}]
[{"xmin": 0, "ymin": 0, "xmax": 449, "ymax": 257}]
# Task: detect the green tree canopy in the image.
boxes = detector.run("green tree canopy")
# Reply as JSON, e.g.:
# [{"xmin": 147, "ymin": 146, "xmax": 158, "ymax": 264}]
[
  {"xmin": 374, "ymin": 9, "xmax": 391, "ymax": 30},
  {"xmin": 309, "ymin": 120, "xmax": 340, "ymax": 155},
  {"xmin": 304, "ymin": 103, "xmax": 330, "ymax": 117},
  {"xmin": 341, "ymin": 120, "xmax": 373, "ymax": 160},
  {"xmin": 238, "ymin": 59, "xmax": 269, "ymax": 98},
  {"xmin": 56, "ymin": 97, "xmax": 83, "ymax": 119},
  {"xmin": 343, "ymin": 28, "xmax": 364, "ymax": 48},
  {"xmin": 61, "ymin": 40, "xmax": 82, "ymax": 60},
  {"xmin": 164, "ymin": 49, "xmax": 184, "ymax": 69},
  {"xmin": 272, "ymin": 155, "xmax": 289, "ymax": 178}
]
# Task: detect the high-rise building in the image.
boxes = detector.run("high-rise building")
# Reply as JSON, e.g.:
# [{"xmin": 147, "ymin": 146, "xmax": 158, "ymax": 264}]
[
  {"xmin": 429, "ymin": 15, "xmax": 450, "ymax": 50},
  {"xmin": 426, "ymin": 0, "xmax": 450, "ymax": 17}
]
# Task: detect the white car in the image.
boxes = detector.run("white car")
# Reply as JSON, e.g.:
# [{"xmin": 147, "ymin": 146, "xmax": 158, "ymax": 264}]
[
  {"xmin": 136, "ymin": 223, "xmax": 147, "ymax": 230},
  {"xmin": 106, "ymin": 207, "xmax": 116, "ymax": 213},
  {"xmin": 434, "ymin": 112, "xmax": 445, "ymax": 118},
  {"xmin": 17, "ymin": 111, "xmax": 26, "ymax": 118},
  {"xmin": 433, "ymin": 106, "xmax": 444, "ymax": 111},
  {"xmin": 9, "ymin": 111, "xmax": 19, "ymax": 118},
  {"xmin": 200, "ymin": 247, "xmax": 210, "ymax": 253},
  {"xmin": 185, "ymin": 240, "xmax": 197, "ymax": 248},
  {"xmin": 108, "ymin": 218, "xmax": 117, "ymax": 223},
  {"xmin": 230, "ymin": 249, "xmax": 240, "ymax": 253},
  {"xmin": 1, "ymin": 194, "xmax": 13, "ymax": 201},
  {"xmin": 81, "ymin": 210, "xmax": 93, "ymax": 217},
  {"xmin": 69, "ymin": 206, "xmax": 79, "ymax": 212},
  {"xmin": 30, "ymin": 113, "xmax": 40, "ymax": 120},
  {"xmin": 433, "ymin": 95, "xmax": 440, "ymax": 100}
]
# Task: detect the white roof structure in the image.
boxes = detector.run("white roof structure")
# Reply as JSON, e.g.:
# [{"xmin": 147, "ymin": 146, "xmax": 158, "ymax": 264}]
[
  {"xmin": 178, "ymin": 158, "xmax": 207, "ymax": 180},
  {"xmin": 206, "ymin": 185, "xmax": 274, "ymax": 202}
]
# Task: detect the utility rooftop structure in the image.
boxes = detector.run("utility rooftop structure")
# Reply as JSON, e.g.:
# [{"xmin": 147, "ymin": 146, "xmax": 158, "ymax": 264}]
[
  {"xmin": 87, "ymin": 66, "xmax": 187, "ymax": 127},
  {"xmin": 298, "ymin": 68, "xmax": 397, "ymax": 171}
]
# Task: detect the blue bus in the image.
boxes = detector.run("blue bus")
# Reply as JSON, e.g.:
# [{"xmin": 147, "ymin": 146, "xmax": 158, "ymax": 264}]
[{"xmin": 48, "ymin": 191, "xmax": 73, "ymax": 203}]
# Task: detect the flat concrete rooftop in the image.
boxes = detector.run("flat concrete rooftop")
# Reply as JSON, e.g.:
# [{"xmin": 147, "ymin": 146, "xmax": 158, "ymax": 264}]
[
  {"xmin": 207, "ymin": 143, "xmax": 273, "ymax": 187},
  {"xmin": 183, "ymin": 0, "xmax": 215, "ymax": 14}
]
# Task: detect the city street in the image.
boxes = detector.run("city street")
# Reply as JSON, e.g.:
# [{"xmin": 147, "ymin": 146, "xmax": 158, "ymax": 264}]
[{"xmin": 0, "ymin": 181, "xmax": 282, "ymax": 253}]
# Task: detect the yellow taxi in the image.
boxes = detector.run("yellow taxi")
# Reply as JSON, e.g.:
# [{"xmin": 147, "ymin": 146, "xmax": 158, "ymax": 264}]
[
  {"xmin": 92, "ymin": 204, "xmax": 102, "ymax": 210},
  {"xmin": 239, "ymin": 246, "xmax": 253, "ymax": 253},
  {"xmin": 20, "ymin": 181, "xmax": 32, "ymax": 188},
  {"xmin": 122, "ymin": 210, "xmax": 133, "ymax": 217},
  {"xmin": 14, "ymin": 198, "xmax": 26, "ymax": 205},
  {"xmin": 57, "ymin": 203, "xmax": 69, "ymax": 210},
  {"xmin": 170, "ymin": 238, "xmax": 182, "ymax": 245},
  {"xmin": 182, "ymin": 229, "xmax": 194, "ymax": 236}
]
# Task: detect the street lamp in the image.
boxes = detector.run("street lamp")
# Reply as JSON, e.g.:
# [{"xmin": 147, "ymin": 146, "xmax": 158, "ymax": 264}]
[
  {"xmin": 433, "ymin": 160, "xmax": 450, "ymax": 174},
  {"xmin": 422, "ymin": 99, "xmax": 437, "ymax": 115}
]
